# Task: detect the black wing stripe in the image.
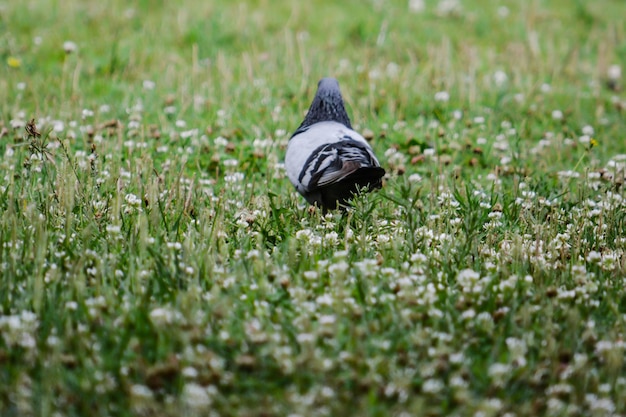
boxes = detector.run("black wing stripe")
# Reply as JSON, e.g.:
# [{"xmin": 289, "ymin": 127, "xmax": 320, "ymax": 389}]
[
  {"xmin": 298, "ymin": 143, "xmax": 336, "ymax": 183},
  {"xmin": 298, "ymin": 138, "xmax": 379, "ymax": 188}
]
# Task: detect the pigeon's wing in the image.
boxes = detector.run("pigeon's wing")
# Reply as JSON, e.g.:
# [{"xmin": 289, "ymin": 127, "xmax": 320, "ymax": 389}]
[
  {"xmin": 299, "ymin": 136, "xmax": 381, "ymax": 192},
  {"xmin": 315, "ymin": 160, "xmax": 362, "ymax": 187}
]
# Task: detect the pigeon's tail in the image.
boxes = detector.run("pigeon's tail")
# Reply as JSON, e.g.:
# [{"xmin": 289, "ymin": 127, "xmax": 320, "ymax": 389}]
[
  {"xmin": 319, "ymin": 166, "xmax": 385, "ymax": 210},
  {"xmin": 295, "ymin": 77, "xmax": 352, "ymax": 133},
  {"xmin": 345, "ymin": 166, "xmax": 386, "ymax": 190}
]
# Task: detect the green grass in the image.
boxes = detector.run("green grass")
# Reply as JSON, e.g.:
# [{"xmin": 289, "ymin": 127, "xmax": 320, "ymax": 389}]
[{"xmin": 1, "ymin": 0, "xmax": 626, "ymax": 415}]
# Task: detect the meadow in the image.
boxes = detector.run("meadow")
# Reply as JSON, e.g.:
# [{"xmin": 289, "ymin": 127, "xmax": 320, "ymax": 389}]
[{"xmin": 1, "ymin": 0, "xmax": 626, "ymax": 415}]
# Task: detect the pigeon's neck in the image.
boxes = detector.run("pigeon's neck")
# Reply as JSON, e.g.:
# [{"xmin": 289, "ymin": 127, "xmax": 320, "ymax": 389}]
[{"xmin": 296, "ymin": 89, "xmax": 352, "ymax": 132}]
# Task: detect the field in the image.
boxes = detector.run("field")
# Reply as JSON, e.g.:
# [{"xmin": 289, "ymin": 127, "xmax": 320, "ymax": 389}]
[{"xmin": 2, "ymin": 0, "xmax": 626, "ymax": 415}]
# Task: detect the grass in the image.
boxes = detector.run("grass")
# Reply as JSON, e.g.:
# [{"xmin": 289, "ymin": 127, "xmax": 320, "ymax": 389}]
[{"xmin": 1, "ymin": 0, "xmax": 626, "ymax": 415}]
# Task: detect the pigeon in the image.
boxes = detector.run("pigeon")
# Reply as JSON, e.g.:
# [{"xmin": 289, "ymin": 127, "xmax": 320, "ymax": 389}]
[{"xmin": 285, "ymin": 78, "xmax": 385, "ymax": 210}]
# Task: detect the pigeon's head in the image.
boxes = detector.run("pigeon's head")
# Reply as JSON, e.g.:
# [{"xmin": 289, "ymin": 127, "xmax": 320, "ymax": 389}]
[
  {"xmin": 317, "ymin": 77, "xmax": 340, "ymax": 92},
  {"xmin": 296, "ymin": 77, "xmax": 352, "ymax": 131}
]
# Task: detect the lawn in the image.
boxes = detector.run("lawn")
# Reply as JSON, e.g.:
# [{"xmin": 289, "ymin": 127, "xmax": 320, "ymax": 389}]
[{"xmin": 1, "ymin": 0, "xmax": 626, "ymax": 415}]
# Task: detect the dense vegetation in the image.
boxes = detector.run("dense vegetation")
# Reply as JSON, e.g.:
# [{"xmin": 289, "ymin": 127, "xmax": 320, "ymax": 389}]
[{"xmin": 1, "ymin": 0, "xmax": 625, "ymax": 415}]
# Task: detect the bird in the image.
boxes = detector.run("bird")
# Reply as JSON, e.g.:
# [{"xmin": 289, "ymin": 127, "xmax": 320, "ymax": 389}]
[{"xmin": 285, "ymin": 78, "xmax": 385, "ymax": 210}]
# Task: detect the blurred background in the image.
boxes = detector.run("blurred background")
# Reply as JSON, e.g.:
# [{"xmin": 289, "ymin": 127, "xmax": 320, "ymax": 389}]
[{"xmin": 2, "ymin": 0, "xmax": 624, "ymax": 130}]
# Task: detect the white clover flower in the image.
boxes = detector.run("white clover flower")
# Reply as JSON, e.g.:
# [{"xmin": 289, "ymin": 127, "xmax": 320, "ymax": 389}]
[
  {"xmin": 328, "ymin": 261, "xmax": 349, "ymax": 277},
  {"xmin": 368, "ymin": 69, "xmax": 381, "ymax": 80},
  {"xmin": 9, "ymin": 117, "xmax": 25, "ymax": 129},
  {"xmin": 450, "ymin": 375, "xmax": 468, "ymax": 388},
  {"xmin": 586, "ymin": 251, "xmax": 601, "ymax": 263},
  {"xmin": 296, "ymin": 333, "xmax": 315, "ymax": 344},
  {"xmin": 557, "ymin": 170, "xmax": 580, "ymax": 179},
  {"xmin": 408, "ymin": 0, "xmax": 425, "ymax": 13},
  {"xmin": 320, "ymin": 386, "xmax": 335, "ymax": 398},
  {"xmin": 130, "ymin": 384, "xmax": 154, "ymax": 400},
  {"xmin": 0, "ymin": 311, "xmax": 39, "ymax": 349},
  {"xmin": 410, "ymin": 252, "xmax": 427, "ymax": 264},
  {"xmin": 461, "ymin": 309, "xmax": 476, "ymax": 320},
  {"xmin": 557, "ymin": 288, "xmax": 576, "ymax": 300},
  {"xmin": 437, "ymin": 0, "xmax": 461, "ymax": 15},
  {"xmin": 551, "ymin": 110, "xmax": 563, "ymax": 120},
  {"xmin": 124, "ymin": 193, "xmax": 142, "ymax": 207},
  {"xmin": 457, "ymin": 268, "xmax": 480, "ymax": 284},
  {"xmin": 595, "ymin": 339, "xmax": 626, "ymax": 354},
  {"xmin": 63, "ymin": 41, "xmax": 78, "ymax": 53},
  {"xmin": 546, "ymin": 383, "xmax": 573, "ymax": 396},
  {"xmin": 585, "ymin": 394, "xmax": 615, "ymax": 414},
  {"xmin": 214, "ymin": 136, "xmax": 228, "ymax": 146},
  {"xmin": 422, "ymin": 378, "xmax": 444, "ymax": 393},
  {"xmin": 481, "ymin": 398, "xmax": 503, "ymax": 414},
  {"xmin": 498, "ymin": 274, "xmax": 518, "ymax": 291},
  {"xmin": 355, "ymin": 259, "xmax": 378, "ymax": 277},
  {"xmin": 434, "ymin": 91, "xmax": 450, "ymax": 102},
  {"xmin": 547, "ymin": 398, "xmax": 565, "ymax": 413},
  {"xmin": 581, "ymin": 125, "xmax": 594, "ymax": 135},
  {"xmin": 182, "ymin": 383, "xmax": 212, "ymax": 409},
  {"xmin": 142, "ymin": 80, "xmax": 155, "ymax": 90},
  {"xmin": 600, "ymin": 252, "xmax": 619, "ymax": 271},
  {"xmin": 377, "ymin": 234, "xmax": 390, "ymax": 244},
  {"xmin": 493, "ymin": 70, "xmax": 508, "ymax": 87},
  {"xmin": 381, "ymin": 267, "xmax": 397, "ymax": 277},
  {"xmin": 316, "ymin": 294, "xmax": 334, "ymax": 306},
  {"xmin": 105, "ymin": 225, "xmax": 121, "ymax": 235},
  {"xmin": 180, "ymin": 129, "xmax": 198, "ymax": 139},
  {"xmin": 386, "ymin": 62, "xmax": 400, "ymax": 78},
  {"xmin": 52, "ymin": 120, "xmax": 64, "ymax": 132},
  {"xmin": 506, "ymin": 337, "xmax": 528, "ymax": 367},
  {"xmin": 408, "ymin": 173, "xmax": 422, "ymax": 183},
  {"xmin": 488, "ymin": 363, "xmax": 511, "ymax": 384},
  {"xmin": 245, "ymin": 319, "xmax": 267, "ymax": 343},
  {"xmin": 252, "ymin": 138, "xmax": 272, "ymax": 150},
  {"xmin": 225, "ymin": 172, "xmax": 244, "ymax": 183},
  {"xmin": 324, "ymin": 231, "xmax": 339, "ymax": 244},
  {"xmin": 149, "ymin": 307, "xmax": 182, "ymax": 327},
  {"xmin": 450, "ymin": 352, "xmax": 465, "ymax": 364},
  {"xmin": 607, "ymin": 64, "xmax": 621, "ymax": 81},
  {"xmin": 303, "ymin": 270, "xmax": 318, "ymax": 281},
  {"xmin": 182, "ymin": 366, "xmax": 198, "ymax": 379}
]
